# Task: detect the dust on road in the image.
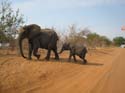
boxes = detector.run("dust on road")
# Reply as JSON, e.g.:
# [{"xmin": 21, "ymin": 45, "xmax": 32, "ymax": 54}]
[{"xmin": 0, "ymin": 48, "xmax": 124, "ymax": 93}]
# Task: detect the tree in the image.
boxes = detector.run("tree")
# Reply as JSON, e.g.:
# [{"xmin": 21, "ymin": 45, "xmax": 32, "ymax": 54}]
[
  {"xmin": 87, "ymin": 33, "xmax": 112, "ymax": 48},
  {"xmin": 78, "ymin": 27, "xmax": 91, "ymax": 37},
  {"xmin": 68, "ymin": 24, "xmax": 78, "ymax": 44},
  {"xmin": 99, "ymin": 36, "xmax": 112, "ymax": 47},
  {"xmin": 113, "ymin": 36, "xmax": 125, "ymax": 46},
  {"xmin": 66, "ymin": 24, "xmax": 89, "ymax": 45},
  {"xmin": 87, "ymin": 33, "xmax": 100, "ymax": 48},
  {"xmin": 59, "ymin": 24, "xmax": 112, "ymax": 48},
  {"xmin": 0, "ymin": 0, "xmax": 24, "ymax": 43}
]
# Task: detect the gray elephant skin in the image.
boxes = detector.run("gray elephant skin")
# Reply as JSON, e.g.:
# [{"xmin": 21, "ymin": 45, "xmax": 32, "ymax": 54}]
[
  {"xmin": 18, "ymin": 24, "xmax": 59, "ymax": 60},
  {"xmin": 59, "ymin": 43, "xmax": 87, "ymax": 64}
]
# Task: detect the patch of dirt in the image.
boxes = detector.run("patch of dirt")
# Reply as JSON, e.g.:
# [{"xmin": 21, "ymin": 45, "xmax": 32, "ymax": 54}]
[{"xmin": 0, "ymin": 48, "xmax": 124, "ymax": 93}]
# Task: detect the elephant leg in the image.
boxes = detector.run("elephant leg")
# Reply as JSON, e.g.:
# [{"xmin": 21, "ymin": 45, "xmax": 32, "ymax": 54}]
[
  {"xmin": 82, "ymin": 55, "xmax": 87, "ymax": 64},
  {"xmin": 79, "ymin": 55, "xmax": 83, "ymax": 59},
  {"xmin": 83, "ymin": 59, "xmax": 87, "ymax": 64},
  {"xmin": 33, "ymin": 48, "xmax": 40, "ymax": 60},
  {"xmin": 68, "ymin": 52, "xmax": 72, "ymax": 62},
  {"xmin": 32, "ymin": 39, "xmax": 40, "ymax": 60},
  {"xmin": 53, "ymin": 49, "xmax": 59, "ymax": 60},
  {"xmin": 79, "ymin": 54, "xmax": 87, "ymax": 64},
  {"xmin": 45, "ymin": 49, "xmax": 51, "ymax": 60},
  {"xmin": 73, "ymin": 55, "xmax": 77, "ymax": 62},
  {"xmin": 28, "ymin": 43, "xmax": 33, "ymax": 60}
]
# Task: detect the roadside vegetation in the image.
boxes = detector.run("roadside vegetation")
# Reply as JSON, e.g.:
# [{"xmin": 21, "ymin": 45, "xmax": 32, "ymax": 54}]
[{"xmin": 0, "ymin": 0, "xmax": 125, "ymax": 55}]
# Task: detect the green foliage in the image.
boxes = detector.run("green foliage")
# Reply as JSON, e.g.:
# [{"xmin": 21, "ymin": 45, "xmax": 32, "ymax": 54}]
[
  {"xmin": 87, "ymin": 33, "xmax": 100, "ymax": 47},
  {"xmin": 87, "ymin": 33, "xmax": 112, "ymax": 47},
  {"xmin": 0, "ymin": 0, "xmax": 24, "ymax": 42},
  {"xmin": 113, "ymin": 36, "xmax": 125, "ymax": 46},
  {"xmin": 0, "ymin": 31, "xmax": 9, "ymax": 42},
  {"xmin": 100, "ymin": 36, "xmax": 112, "ymax": 46}
]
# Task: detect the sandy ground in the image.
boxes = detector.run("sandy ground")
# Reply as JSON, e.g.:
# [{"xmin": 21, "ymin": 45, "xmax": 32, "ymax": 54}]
[{"xmin": 0, "ymin": 48, "xmax": 125, "ymax": 93}]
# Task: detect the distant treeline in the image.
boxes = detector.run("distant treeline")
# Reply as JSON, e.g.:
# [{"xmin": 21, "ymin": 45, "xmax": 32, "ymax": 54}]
[
  {"xmin": 58, "ymin": 24, "xmax": 125, "ymax": 49},
  {"xmin": 0, "ymin": 0, "xmax": 125, "ymax": 50}
]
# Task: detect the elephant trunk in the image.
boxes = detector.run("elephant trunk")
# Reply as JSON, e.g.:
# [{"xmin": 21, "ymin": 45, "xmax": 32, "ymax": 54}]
[
  {"xmin": 58, "ymin": 48, "xmax": 64, "ymax": 54},
  {"xmin": 59, "ymin": 43, "xmax": 70, "ymax": 54},
  {"xmin": 18, "ymin": 34, "xmax": 26, "ymax": 58}
]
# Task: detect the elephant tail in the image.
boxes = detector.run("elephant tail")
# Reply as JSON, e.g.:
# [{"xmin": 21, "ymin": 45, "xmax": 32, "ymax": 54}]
[{"xmin": 54, "ymin": 32, "xmax": 59, "ymax": 41}]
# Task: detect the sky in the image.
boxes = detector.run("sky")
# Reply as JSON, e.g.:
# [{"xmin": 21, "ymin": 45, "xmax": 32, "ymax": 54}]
[{"xmin": 9, "ymin": 0, "xmax": 125, "ymax": 40}]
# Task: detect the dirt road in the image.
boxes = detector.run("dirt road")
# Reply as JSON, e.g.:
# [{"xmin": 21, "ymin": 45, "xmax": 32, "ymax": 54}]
[
  {"xmin": 92, "ymin": 48, "xmax": 125, "ymax": 93},
  {"xmin": 0, "ymin": 48, "xmax": 125, "ymax": 93}
]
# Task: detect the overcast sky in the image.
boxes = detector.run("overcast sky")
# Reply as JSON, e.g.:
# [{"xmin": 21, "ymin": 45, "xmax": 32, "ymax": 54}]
[{"xmin": 10, "ymin": 0, "xmax": 125, "ymax": 40}]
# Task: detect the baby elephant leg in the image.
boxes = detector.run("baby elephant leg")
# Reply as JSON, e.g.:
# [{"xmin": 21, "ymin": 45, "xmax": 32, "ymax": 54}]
[
  {"xmin": 68, "ymin": 52, "xmax": 72, "ymax": 62},
  {"xmin": 83, "ymin": 59, "xmax": 87, "ymax": 64},
  {"xmin": 79, "ymin": 55, "xmax": 87, "ymax": 64},
  {"xmin": 73, "ymin": 55, "xmax": 77, "ymax": 62}
]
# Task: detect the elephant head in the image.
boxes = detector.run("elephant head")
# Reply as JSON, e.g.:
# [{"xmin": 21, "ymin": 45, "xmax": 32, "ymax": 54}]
[
  {"xmin": 59, "ymin": 43, "xmax": 70, "ymax": 54},
  {"xmin": 18, "ymin": 24, "xmax": 41, "ymax": 58}
]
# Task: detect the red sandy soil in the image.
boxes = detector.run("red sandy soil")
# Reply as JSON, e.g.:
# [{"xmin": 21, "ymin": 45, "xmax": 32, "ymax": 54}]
[{"xmin": 0, "ymin": 48, "xmax": 125, "ymax": 93}]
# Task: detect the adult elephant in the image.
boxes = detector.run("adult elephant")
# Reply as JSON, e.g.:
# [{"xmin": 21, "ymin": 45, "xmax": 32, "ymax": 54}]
[{"xmin": 18, "ymin": 24, "xmax": 59, "ymax": 60}]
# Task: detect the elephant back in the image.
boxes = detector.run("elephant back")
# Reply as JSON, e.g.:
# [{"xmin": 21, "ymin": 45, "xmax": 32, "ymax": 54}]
[
  {"xmin": 41, "ymin": 28, "xmax": 59, "ymax": 48},
  {"xmin": 41, "ymin": 28, "xmax": 58, "ymax": 40},
  {"xmin": 23, "ymin": 24, "xmax": 41, "ymax": 32}
]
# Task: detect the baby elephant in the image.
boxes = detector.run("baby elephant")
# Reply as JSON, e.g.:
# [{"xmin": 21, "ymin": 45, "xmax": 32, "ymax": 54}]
[{"xmin": 59, "ymin": 43, "xmax": 87, "ymax": 64}]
